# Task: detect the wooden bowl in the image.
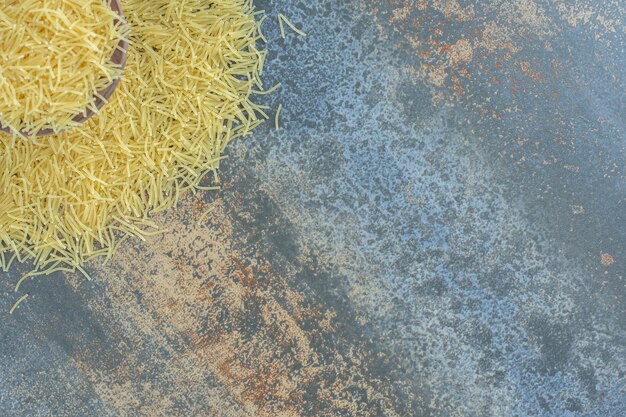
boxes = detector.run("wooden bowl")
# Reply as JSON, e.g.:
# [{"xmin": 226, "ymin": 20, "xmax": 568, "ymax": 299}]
[{"xmin": 0, "ymin": 0, "xmax": 129, "ymax": 137}]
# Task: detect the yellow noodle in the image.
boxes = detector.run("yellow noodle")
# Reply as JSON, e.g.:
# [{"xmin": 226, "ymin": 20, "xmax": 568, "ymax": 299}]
[
  {"xmin": 9, "ymin": 294, "xmax": 28, "ymax": 315},
  {"xmin": 275, "ymin": 104, "xmax": 282, "ymax": 130},
  {"xmin": 278, "ymin": 13, "xmax": 306, "ymax": 37}
]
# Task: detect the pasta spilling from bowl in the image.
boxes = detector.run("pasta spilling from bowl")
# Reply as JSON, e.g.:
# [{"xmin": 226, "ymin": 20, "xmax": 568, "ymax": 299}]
[{"xmin": 0, "ymin": 0, "xmax": 269, "ymax": 286}]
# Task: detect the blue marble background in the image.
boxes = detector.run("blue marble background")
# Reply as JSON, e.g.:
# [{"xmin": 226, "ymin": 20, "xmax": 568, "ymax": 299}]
[{"xmin": 1, "ymin": 0, "xmax": 624, "ymax": 415}]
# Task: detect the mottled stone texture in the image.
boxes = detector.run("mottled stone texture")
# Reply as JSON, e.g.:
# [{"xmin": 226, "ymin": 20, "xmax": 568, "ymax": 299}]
[{"xmin": 1, "ymin": 1, "xmax": 624, "ymax": 416}]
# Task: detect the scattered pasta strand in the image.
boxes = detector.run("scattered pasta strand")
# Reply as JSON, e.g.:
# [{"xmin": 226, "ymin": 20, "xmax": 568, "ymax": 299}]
[
  {"xmin": 197, "ymin": 204, "xmax": 218, "ymax": 225},
  {"xmin": 9, "ymin": 294, "xmax": 29, "ymax": 315},
  {"xmin": 278, "ymin": 14, "xmax": 286, "ymax": 39},
  {"xmin": 278, "ymin": 14, "xmax": 306, "ymax": 37},
  {"xmin": 253, "ymin": 82, "xmax": 281, "ymax": 95},
  {"xmin": 275, "ymin": 104, "xmax": 282, "ymax": 130}
]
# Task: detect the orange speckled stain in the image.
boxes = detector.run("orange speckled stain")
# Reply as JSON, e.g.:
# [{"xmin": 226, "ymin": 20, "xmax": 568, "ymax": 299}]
[
  {"xmin": 61, "ymin": 193, "xmax": 404, "ymax": 415},
  {"xmin": 369, "ymin": 0, "xmax": 567, "ymax": 103}
]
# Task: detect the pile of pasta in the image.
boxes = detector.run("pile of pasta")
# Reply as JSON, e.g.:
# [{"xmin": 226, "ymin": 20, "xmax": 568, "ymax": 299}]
[
  {"xmin": 0, "ymin": 0, "xmax": 129, "ymax": 136},
  {"xmin": 0, "ymin": 0, "xmax": 268, "ymax": 286}
]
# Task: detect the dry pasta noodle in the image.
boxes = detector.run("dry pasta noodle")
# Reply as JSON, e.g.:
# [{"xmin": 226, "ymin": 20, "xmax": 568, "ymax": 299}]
[
  {"xmin": 9, "ymin": 293, "xmax": 28, "ymax": 315},
  {"xmin": 278, "ymin": 13, "xmax": 306, "ymax": 37},
  {"xmin": 0, "ymin": 0, "xmax": 270, "ymax": 288},
  {"xmin": 275, "ymin": 104, "xmax": 282, "ymax": 130}
]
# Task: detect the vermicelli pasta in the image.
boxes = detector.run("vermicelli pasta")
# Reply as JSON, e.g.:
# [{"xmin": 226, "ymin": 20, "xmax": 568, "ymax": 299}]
[{"xmin": 0, "ymin": 0, "xmax": 269, "ymax": 287}]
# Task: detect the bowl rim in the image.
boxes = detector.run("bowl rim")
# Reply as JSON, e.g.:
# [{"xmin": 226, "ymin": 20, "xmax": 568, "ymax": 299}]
[{"xmin": 0, "ymin": 0, "xmax": 129, "ymax": 137}]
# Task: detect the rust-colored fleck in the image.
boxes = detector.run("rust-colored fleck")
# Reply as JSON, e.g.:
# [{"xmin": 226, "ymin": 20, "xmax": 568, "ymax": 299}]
[
  {"xmin": 518, "ymin": 60, "xmax": 545, "ymax": 83},
  {"xmin": 601, "ymin": 253, "xmax": 615, "ymax": 266}
]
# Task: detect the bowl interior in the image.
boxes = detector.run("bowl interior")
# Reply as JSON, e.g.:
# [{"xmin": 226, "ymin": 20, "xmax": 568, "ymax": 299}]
[{"xmin": 0, "ymin": 0, "xmax": 129, "ymax": 137}]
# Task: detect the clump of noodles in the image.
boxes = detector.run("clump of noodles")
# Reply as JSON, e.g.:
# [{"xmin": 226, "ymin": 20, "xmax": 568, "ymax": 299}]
[
  {"xmin": 0, "ymin": 0, "xmax": 269, "ymax": 287},
  {"xmin": 0, "ymin": 0, "xmax": 129, "ymax": 136}
]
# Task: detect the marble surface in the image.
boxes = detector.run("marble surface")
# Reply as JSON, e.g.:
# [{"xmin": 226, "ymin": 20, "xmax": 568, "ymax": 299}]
[{"xmin": 1, "ymin": 1, "xmax": 624, "ymax": 415}]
